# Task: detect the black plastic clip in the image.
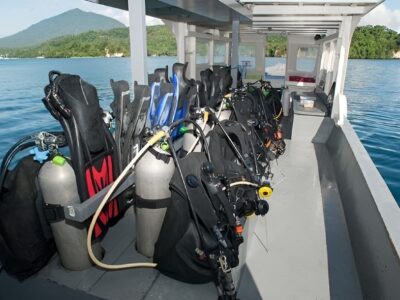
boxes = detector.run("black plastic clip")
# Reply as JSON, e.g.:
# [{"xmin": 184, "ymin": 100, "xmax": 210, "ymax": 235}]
[{"xmin": 43, "ymin": 203, "xmax": 65, "ymax": 223}]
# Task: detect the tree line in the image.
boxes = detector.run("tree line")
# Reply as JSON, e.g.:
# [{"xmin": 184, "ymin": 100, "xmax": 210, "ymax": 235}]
[
  {"xmin": 266, "ymin": 25, "xmax": 400, "ymax": 59},
  {"xmin": 0, "ymin": 25, "xmax": 399, "ymax": 59}
]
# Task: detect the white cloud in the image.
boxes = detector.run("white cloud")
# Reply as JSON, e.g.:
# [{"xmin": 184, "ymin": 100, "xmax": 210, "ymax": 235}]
[
  {"xmin": 146, "ymin": 16, "xmax": 164, "ymax": 26},
  {"xmin": 360, "ymin": 3, "xmax": 400, "ymax": 32},
  {"xmin": 104, "ymin": 8, "xmax": 129, "ymax": 26}
]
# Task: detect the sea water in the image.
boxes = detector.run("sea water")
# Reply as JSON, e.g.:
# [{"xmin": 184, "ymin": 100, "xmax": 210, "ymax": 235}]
[{"xmin": 0, "ymin": 57, "xmax": 399, "ymax": 205}]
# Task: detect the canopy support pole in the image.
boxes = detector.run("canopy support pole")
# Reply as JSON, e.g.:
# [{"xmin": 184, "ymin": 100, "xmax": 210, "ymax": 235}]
[
  {"xmin": 168, "ymin": 21, "xmax": 188, "ymax": 64},
  {"xmin": 231, "ymin": 14, "xmax": 240, "ymax": 88},
  {"xmin": 332, "ymin": 16, "xmax": 359, "ymax": 125},
  {"xmin": 128, "ymin": 0, "xmax": 148, "ymax": 85}
]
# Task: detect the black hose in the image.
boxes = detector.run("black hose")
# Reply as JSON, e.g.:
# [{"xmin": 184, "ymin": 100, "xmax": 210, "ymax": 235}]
[
  {"xmin": 0, "ymin": 131, "xmax": 66, "ymax": 192},
  {"xmin": 168, "ymin": 118, "xmax": 211, "ymax": 162},
  {"xmin": 255, "ymin": 89, "xmax": 269, "ymax": 121},
  {"xmin": 0, "ymin": 137, "xmax": 35, "ymax": 191},
  {"xmin": 213, "ymin": 117, "xmax": 247, "ymax": 168},
  {"xmin": 208, "ymin": 111, "xmax": 257, "ymax": 182},
  {"xmin": 0, "ymin": 135, "xmax": 33, "ymax": 169},
  {"xmin": 167, "ymin": 130, "xmax": 236, "ymax": 299},
  {"xmin": 248, "ymin": 132, "xmax": 259, "ymax": 175}
]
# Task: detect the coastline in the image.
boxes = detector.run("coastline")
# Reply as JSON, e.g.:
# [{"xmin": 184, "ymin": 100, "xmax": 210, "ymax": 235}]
[{"xmin": 2, "ymin": 55, "xmax": 400, "ymax": 60}]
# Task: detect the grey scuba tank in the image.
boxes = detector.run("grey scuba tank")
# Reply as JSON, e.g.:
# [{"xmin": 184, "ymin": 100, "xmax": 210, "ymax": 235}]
[
  {"xmin": 218, "ymin": 107, "xmax": 232, "ymax": 121},
  {"xmin": 135, "ymin": 146, "xmax": 175, "ymax": 258},
  {"xmin": 182, "ymin": 119, "xmax": 211, "ymax": 153},
  {"xmin": 38, "ymin": 155, "xmax": 101, "ymax": 270}
]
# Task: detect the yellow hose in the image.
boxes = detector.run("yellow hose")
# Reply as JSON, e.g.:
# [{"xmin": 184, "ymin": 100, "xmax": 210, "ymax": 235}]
[
  {"xmin": 87, "ymin": 130, "xmax": 167, "ymax": 270},
  {"xmin": 222, "ymin": 181, "xmax": 259, "ymax": 191},
  {"xmin": 273, "ymin": 107, "xmax": 283, "ymax": 120},
  {"xmin": 224, "ymin": 93, "xmax": 232, "ymax": 99},
  {"xmin": 229, "ymin": 181, "xmax": 259, "ymax": 188}
]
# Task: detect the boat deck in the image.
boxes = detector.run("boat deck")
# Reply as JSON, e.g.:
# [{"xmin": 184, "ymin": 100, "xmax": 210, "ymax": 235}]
[
  {"xmin": 243, "ymin": 115, "xmax": 362, "ymax": 299},
  {"xmin": 0, "ymin": 115, "xmax": 365, "ymax": 300}
]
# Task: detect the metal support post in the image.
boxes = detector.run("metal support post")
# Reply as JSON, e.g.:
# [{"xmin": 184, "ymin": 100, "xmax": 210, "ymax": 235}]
[
  {"xmin": 128, "ymin": 0, "xmax": 148, "ymax": 85},
  {"xmin": 231, "ymin": 14, "xmax": 240, "ymax": 88}
]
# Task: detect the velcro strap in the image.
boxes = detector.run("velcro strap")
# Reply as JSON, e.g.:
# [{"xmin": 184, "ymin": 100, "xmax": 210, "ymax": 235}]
[
  {"xmin": 134, "ymin": 196, "xmax": 171, "ymax": 209},
  {"xmin": 43, "ymin": 203, "xmax": 65, "ymax": 223},
  {"xmin": 148, "ymin": 148, "xmax": 170, "ymax": 163}
]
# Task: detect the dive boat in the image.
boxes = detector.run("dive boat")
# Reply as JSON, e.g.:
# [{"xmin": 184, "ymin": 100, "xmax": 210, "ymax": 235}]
[{"xmin": 0, "ymin": 1, "xmax": 399, "ymax": 300}]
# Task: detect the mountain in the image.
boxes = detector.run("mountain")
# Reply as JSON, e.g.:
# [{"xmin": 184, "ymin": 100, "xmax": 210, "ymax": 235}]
[
  {"xmin": 0, "ymin": 26, "xmax": 177, "ymax": 58},
  {"xmin": 0, "ymin": 9, "xmax": 125, "ymax": 48}
]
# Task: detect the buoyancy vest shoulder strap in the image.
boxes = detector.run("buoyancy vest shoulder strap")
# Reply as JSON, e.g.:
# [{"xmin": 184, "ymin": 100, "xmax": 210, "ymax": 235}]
[{"xmin": 169, "ymin": 152, "xmax": 218, "ymax": 228}]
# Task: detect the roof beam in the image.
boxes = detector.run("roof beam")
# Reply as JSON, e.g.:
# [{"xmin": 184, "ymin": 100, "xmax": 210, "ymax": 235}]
[
  {"xmin": 252, "ymin": 4, "xmax": 370, "ymax": 15},
  {"xmin": 219, "ymin": 0, "xmax": 253, "ymax": 20},
  {"xmin": 261, "ymin": 31, "xmax": 328, "ymax": 35},
  {"xmin": 241, "ymin": 0, "xmax": 381, "ymax": 4},
  {"xmin": 252, "ymin": 24, "xmax": 340, "ymax": 28},
  {"xmin": 253, "ymin": 16, "xmax": 345, "ymax": 22},
  {"xmin": 253, "ymin": 20, "xmax": 341, "ymax": 24},
  {"xmin": 258, "ymin": 28, "xmax": 328, "ymax": 31},
  {"xmin": 253, "ymin": 21, "xmax": 341, "ymax": 27}
]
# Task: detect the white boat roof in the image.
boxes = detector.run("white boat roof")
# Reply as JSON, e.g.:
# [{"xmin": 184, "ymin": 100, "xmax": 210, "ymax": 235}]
[
  {"xmin": 241, "ymin": 0, "xmax": 383, "ymax": 34},
  {"xmin": 87, "ymin": 0, "xmax": 252, "ymax": 28},
  {"xmin": 89, "ymin": 0, "xmax": 383, "ymax": 34}
]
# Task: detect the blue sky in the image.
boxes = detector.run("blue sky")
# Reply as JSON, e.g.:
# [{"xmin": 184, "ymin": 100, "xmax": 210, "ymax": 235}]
[{"xmin": 0, "ymin": 0, "xmax": 399, "ymax": 38}]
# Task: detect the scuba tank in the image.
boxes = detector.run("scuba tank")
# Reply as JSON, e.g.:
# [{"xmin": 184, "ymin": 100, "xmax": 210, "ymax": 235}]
[
  {"xmin": 217, "ymin": 98, "xmax": 233, "ymax": 121},
  {"xmin": 135, "ymin": 146, "xmax": 175, "ymax": 257},
  {"xmin": 218, "ymin": 108, "xmax": 232, "ymax": 121},
  {"xmin": 182, "ymin": 118, "xmax": 211, "ymax": 154},
  {"xmin": 38, "ymin": 155, "xmax": 102, "ymax": 270}
]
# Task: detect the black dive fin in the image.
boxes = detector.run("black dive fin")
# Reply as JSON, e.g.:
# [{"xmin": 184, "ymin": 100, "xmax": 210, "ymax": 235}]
[
  {"xmin": 120, "ymin": 84, "xmax": 150, "ymax": 167},
  {"xmin": 110, "ymin": 79, "xmax": 130, "ymax": 169}
]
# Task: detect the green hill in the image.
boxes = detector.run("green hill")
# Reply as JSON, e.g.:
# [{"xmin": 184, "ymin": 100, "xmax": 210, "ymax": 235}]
[
  {"xmin": 0, "ymin": 9, "xmax": 125, "ymax": 48},
  {"xmin": 350, "ymin": 25, "xmax": 400, "ymax": 59},
  {"xmin": 0, "ymin": 26, "xmax": 176, "ymax": 58},
  {"xmin": 266, "ymin": 25, "xmax": 400, "ymax": 59}
]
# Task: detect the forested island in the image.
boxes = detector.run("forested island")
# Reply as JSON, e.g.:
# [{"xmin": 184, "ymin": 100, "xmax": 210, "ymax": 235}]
[
  {"xmin": 267, "ymin": 25, "xmax": 400, "ymax": 59},
  {"xmin": 0, "ymin": 25, "xmax": 399, "ymax": 59}
]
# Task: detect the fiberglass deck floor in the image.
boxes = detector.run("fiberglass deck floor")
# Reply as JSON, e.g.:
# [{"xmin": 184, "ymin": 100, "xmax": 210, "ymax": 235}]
[
  {"xmin": 37, "ymin": 208, "xmax": 218, "ymax": 300},
  {"xmin": 244, "ymin": 115, "xmax": 363, "ymax": 300}
]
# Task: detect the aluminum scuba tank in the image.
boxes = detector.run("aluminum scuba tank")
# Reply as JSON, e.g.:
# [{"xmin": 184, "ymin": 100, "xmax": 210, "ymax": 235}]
[
  {"xmin": 135, "ymin": 145, "xmax": 175, "ymax": 257},
  {"xmin": 218, "ymin": 109, "xmax": 232, "ymax": 121},
  {"xmin": 182, "ymin": 119, "xmax": 211, "ymax": 153},
  {"xmin": 38, "ymin": 155, "xmax": 102, "ymax": 270},
  {"xmin": 218, "ymin": 102, "xmax": 232, "ymax": 121}
]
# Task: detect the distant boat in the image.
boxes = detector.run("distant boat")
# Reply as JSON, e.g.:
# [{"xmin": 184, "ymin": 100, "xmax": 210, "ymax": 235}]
[
  {"xmin": 265, "ymin": 63, "xmax": 286, "ymax": 76},
  {"xmin": 36, "ymin": 56, "xmax": 45, "ymax": 59},
  {"xmin": 107, "ymin": 52, "xmax": 124, "ymax": 58},
  {"xmin": 111, "ymin": 52, "xmax": 124, "ymax": 57}
]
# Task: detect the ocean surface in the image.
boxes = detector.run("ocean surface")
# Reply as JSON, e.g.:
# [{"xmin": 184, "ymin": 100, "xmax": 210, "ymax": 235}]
[{"xmin": 0, "ymin": 57, "xmax": 399, "ymax": 205}]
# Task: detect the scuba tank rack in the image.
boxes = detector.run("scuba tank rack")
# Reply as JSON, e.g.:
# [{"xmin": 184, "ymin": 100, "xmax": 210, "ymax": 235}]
[
  {"xmin": 0, "ymin": 65, "xmax": 285, "ymax": 299},
  {"xmin": 53, "ymin": 172, "xmax": 135, "ymax": 223}
]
